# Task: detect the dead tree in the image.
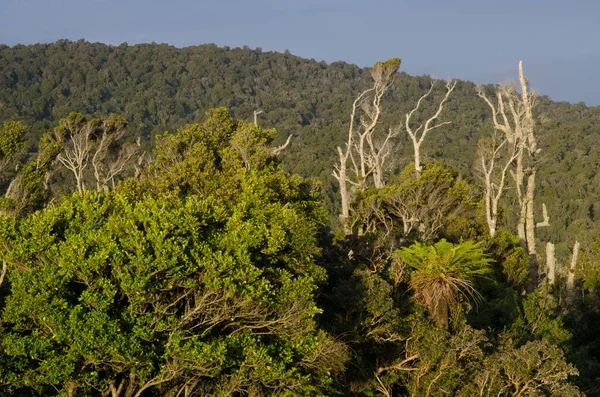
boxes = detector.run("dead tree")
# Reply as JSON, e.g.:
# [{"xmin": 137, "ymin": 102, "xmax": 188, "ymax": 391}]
[
  {"xmin": 56, "ymin": 115, "xmax": 141, "ymax": 194},
  {"xmin": 517, "ymin": 61, "xmax": 544, "ymax": 266},
  {"xmin": 478, "ymin": 128, "xmax": 520, "ymax": 237},
  {"xmin": 58, "ymin": 122, "xmax": 93, "ymax": 194},
  {"xmin": 477, "ymin": 81, "xmax": 527, "ymax": 236},
  {"xmin": 91, "ymin": 118, "xmax": 140, "ymax": 192},
  {"xmin": 477, "ymin": 61, "xmax": 547, "ymax": 289},
  {"xmin": 253, "ymin": 110, "xmax": 262, "ymax": 127},
  {"xmin": 405, "ymin": 79, "xmax": 456, "ymax": 176},
  {"xmin": 271, "ymin": 134, "xmax": 293, "ymax": 156},
  {"xmin": 567, "ymin": 241, "xmax": 580, "ymax": 304},
  {"xmin": 333, "ymin": 58, "xmax": 401, "ymax": 233},
  {"xmin": 546, "ymin": 242, "xmax": 556, "ymax": 285}
]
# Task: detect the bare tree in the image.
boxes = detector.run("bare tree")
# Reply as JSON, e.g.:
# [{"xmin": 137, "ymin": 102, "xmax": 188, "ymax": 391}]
[
  {"xmin": 567, "ymin": 241, "xmax": 580, "ymax": 304},
  {"xmin": 333, "ymin": 58, "xmax": 401, "ymax": 233},
  {"xmin": 405, "ymin": 79, "xmax": 457, "ymax": 176},
  {"xmin": 518, "ymin": 61, "xmax": 543, "ymax": 270},
  {"xmin": 55, "ymin": 115, "xmax": 142, "ymax": 194},
  {"xmin": 91, "ymin": 119, "xmax": 141, "ymax": 192},
  {"xmin": 477, "ymin": 80, "xmax": 527, "ymax": 237},
  {"xmin": 478, "ymin": 128, "xmax": 520, "ymax": 237},
  {"xmin": 58, "ymin": 123, "xmax": 93, "ymax": 194},
  {"xmin": 253, "ymin": 110, "xmax": 263, "ymax": 126},
  {"xmin": 270, "ymin": 134, "xmax": 292, "ymax": 156},
  {"xmin": 546, "ymin": 242, "xmax": 556, "ymax": 285},
  {"xmin": 477, "ymin": 61, "xmax": 548, "ymax": 289}
]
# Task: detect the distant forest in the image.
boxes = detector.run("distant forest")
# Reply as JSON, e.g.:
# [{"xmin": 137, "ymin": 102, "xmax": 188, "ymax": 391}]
[
  {"xmin": 2, "ymin": 40, "xmax": 600, "ymax": 259},
  {"xmin": 1, "ymin": 40, "xmax": 600, "ymax": 396}
]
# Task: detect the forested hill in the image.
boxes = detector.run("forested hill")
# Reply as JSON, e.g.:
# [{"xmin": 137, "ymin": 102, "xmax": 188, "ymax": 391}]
[{"xmin": 2, "ymin": 40, "xmax": 600, "ymax": 258}]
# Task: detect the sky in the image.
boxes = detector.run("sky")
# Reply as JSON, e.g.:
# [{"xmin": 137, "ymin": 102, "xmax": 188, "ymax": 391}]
[{"xmin": 2, "ymin": 0, "xmax": 599, "ymax": 106}]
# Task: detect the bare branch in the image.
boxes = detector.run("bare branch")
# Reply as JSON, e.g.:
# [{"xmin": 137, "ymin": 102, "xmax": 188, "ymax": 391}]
[
  {"xmin": 405, "ymin": 80, "xmax": 456, "ymax": 175},
  {"xmin": 58, "ymin": 123, "xmax": 93, "ymax": 194},
  {"xmin": 253, "ymin": 110, "xmax": 262, "ymax": 126},
  {"xmin": 335, "ymin": 59, "xmax": 401, "ymax": 232},
  {"xmin": 478, "ymin": 127, "xmax": 520, "ymax": 237},
  {"xmin": 536, "ymin": 203, "xmax": 550, "ymax": 228},
  {"xmin": 270, "ymin": 134, "xmax": 292, "ymax": 156}
]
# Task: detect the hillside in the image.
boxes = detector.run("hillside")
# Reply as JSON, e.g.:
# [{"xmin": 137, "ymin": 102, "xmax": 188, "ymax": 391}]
[
  {"xmin": 1, "ymin": 40, "xmax": 600, "ymax": 259},
  {"xmin": 3, "ymin": 40, "xmax": 600, "ymax": 395}
]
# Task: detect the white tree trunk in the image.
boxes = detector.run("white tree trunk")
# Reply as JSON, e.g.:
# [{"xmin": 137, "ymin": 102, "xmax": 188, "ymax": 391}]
[
  {"xmin": 567, "ymin": 241, "xmax": 580, "ymax": 304},
  {"xmin": 546, "ymin": 242, "xmax": 556, "ymax": 285},
  {"xmin": 525, "ymin": 169, "xmax": 538, "ymax": 289},
  {"xmin": 336, "ymin": 147, "xmax": 351, "ymax": 235},
  {"xmin": 413, "ymin": 141, "xmax": 421, "ymax": 176}
]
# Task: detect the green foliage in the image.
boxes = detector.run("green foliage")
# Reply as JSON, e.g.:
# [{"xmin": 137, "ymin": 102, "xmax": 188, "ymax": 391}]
[
  {"xmin": 399, "ymin": 239, "xmax": 491, "ymax": 327},
  {"xmin": 1, "ymin": 39, "xmax": 596, "ymax": 393},
  {"xmin": 0, "ymin": 111, "xmax": 346, "ymax": 395},
  {"xmin": 579, "ymin": 238, "xmax": 600, "ymax": 292},
  {"xmin": 484, "ymin": 229, "xmax": 530, "ymax": 288},
  {"xmin": 1, "ymin": 41, "xmax": 600, "ymax": 260},
  {"xmin": 371, "ymin": 58, "xmax": 401, "ymax": 87},
  {"xmin": 350, "ymin": 162, "xmax": 477, "ymax": 242},
  {"xmin": 397, "ymin": 319, "xmax": 485, "ymax": 397},
  {"xmin": 507, "ymin": 286, "xmax": 572, "ymax": 346},
  {"xmin": 0, "ymin": 121, "xmax": 27, "ymax": 177},
  {"xmin": 461, "ymin": 340, "xmax": 581, "ymax": 396},
  {"xmin": 0, "ymin": 119, "xmax": 65, "ymax": 216}
]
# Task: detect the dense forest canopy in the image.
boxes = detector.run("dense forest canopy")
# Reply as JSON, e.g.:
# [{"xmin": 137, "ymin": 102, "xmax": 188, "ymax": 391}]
[
  {"xmin": 2, "ymin": 40, "xmax": 600, "ymax": 259},
  {"xmin": 0, "ymin": 40, "xmax": 600, "ymax": 396}
]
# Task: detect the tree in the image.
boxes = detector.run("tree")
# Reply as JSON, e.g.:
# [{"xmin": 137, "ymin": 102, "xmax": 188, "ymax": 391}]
[
  {"xmin": 350, "ymin": 162, "xmax": 475, "ymax": 241},
  {"xmin": 2, "ymin": 124, "xmax": 64, "ymax": 216},
  {"xmin": 0, "ymin": 121, "xmax": 27, "ymax": 183},
  {"xmin": 0, "ymin": 109, "xmax": 347, "ymax": 396},
  {"xmin": 57, "ymin": 113, "xmax": 142, "ymax": 194},
  {"xmin": 333, "ymin": 58, "xmax": 401, "ymax": 233},
  {"xmin": 477, "ymin": 61, "xmax": 548, "ymax": 289},
  {"xmin": 465, "ymin": 340, "xmax": 581, "ymax": 396},
  {"xmin": 56, "ymin": 112, "xmax": 90, "ymax": 194},
  {"xmin": 405, "ymin": 79, "xmax": 457, "ymax": 176},
  {"xmin": 381, "ymin": 320, "xmax": 485, "ymax": 397},
  {"xmin": 477, "ymin": 126, "xmax": 520, "ymax": 237},
  {"xmin": 399, "ymin": 239, "xmax": 491, "ymax": 328},
  {"xmin": 91, "ymin": 115, "xmax": 142, "ymax": 192}
]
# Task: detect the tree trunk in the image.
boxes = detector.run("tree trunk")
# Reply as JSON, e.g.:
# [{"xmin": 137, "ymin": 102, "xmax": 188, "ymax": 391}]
[
  {"xmin": 336, "ymin": 148, "xmax": 351, "ymax": 235},
  {"xmin": 413, "ymin": 141, "xmax": 422, "ymax": 176},
  {"xmin": 525, "ymin": 167, "xmax": 538, "ymax": 291},
  {"xmin": 124, "ymin": 372, "xmax": 137, "ymax": 397},
  {"xmin": 75, "ymin": 172, "xmax": 85, "ymax": 195},
  {"xmin": 372, "ymin": 158, "xmax": 384, "ymax": 189},
  {"xmin": 567, "ymin": 241, "xmax": 580, "ymax": 304},
  {"xmin": 546, "ymin": 242, "xmax": 556, "ymax": 285},
  {"xmin": 66, "ymin": 383, "xmax": 78, "ymax": 397},
  {"xmin": 484, "ymin": 172, "xmax": 497, "ymax": 237},
  {"xmin": 0, "ymin": 261, "xmax": 7, "ymax": 288}
]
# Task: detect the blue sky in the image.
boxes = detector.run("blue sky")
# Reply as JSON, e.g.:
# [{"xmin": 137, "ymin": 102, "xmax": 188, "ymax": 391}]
[{"xmin": 2, "ymin": 0, "xmax": 599, "ymax": 105}]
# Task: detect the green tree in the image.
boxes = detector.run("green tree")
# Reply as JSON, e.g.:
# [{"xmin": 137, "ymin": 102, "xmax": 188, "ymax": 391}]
[
  {"xmin": 399, "ymin": 239, "xmax": 491, "ymax": 328},
  {"xmin": 350, "ymin": 162, "xmax": 476, "ymax": 242},
  {"xmin": 462, "ymin": 340, "xmax": 581, "ymax": 396},
  {"xmin": 1, "ymin": 123, "xmax": 64, "ymax": 217},
  {"xmin": 0, "ymin": 109, "xmax": 347, "ymax": 396},
  {"xmin": 0, "ymin": 121, "xmax": 27, "ymax": 183}
]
